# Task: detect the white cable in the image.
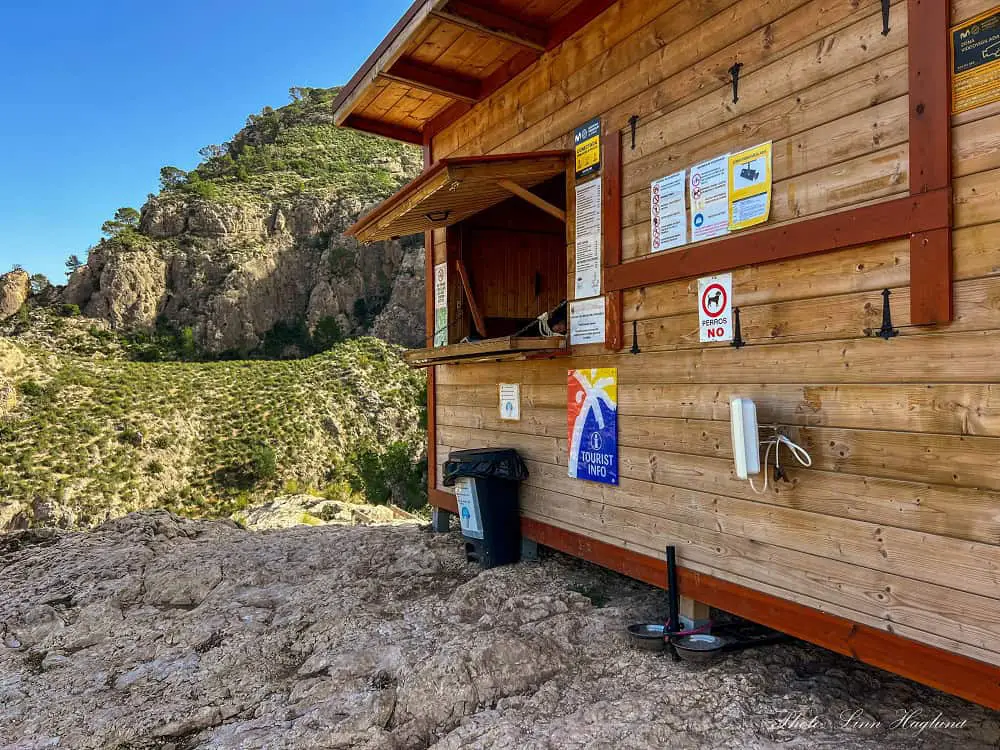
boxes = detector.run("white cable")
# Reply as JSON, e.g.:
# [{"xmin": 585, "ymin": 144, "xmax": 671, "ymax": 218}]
[{"xmin": 748, "ymin": 433, "xmax": 811, "ymax": 495}]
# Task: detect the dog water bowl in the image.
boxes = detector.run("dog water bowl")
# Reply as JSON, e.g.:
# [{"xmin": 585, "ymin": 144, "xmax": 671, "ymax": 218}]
[
  {"xmin": 627, "ymin": 623, "xmax": 666, "ymax": 651},
  {"xmin": 673, "ymin": 634, "xmax": 725, "ymax": 664}
]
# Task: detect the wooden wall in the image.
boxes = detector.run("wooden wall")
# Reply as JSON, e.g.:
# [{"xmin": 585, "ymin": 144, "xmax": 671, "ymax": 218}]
[{"xmin": 429, "ymin": 0, "xmax": 1000, "ymax": 675}]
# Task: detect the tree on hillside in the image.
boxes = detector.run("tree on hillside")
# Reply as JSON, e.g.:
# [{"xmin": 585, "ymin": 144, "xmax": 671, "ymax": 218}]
[
  {"xmin": 101, "ymin": 207, "xmax": 140, "ymax": 238},
  {"xmin": 29, "ymin": 274, "xmax": 51, "ymax": 295},
  {"xmin": 65, "ymin": 255, "xmax": 82, "ymax": 278},
  {"xmin": 198, "ymin": 144, "xmax": 227, "ymax": 160},
  {"xmin": 160, "ymin": 166, "xmax": 187, "ymax": 190}
]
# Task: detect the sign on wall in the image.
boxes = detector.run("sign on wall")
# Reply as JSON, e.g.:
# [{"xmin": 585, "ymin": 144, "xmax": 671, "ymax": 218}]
[
  {"xmin": 650, "ymin": 171, "xmax": 687, "ymax": 253},
  {"xmin": 951, "ymin": 6, "xmax": 1000, "ymax": 114},
  {"xmin": 568, "ymin": 368, "xmax": 618, "ymax": 486},
  {"xmin": 574, "ymin": 117, "xmax": 602, "ymax": 180},
  {"xmin": 728, "ymin": 142, "xmax": 772, "ymax": 231},
  {"xmin": 433, "ymin": 262, "xmax": 448, "ymax": 347},
  {"xmin": 569, "ymin": 297, "xmax": 606, "ymax": 345},
  {"xmin": 499, "ymin": 383, "xmax": 521, "ymax": 421},
  {"xmin": 689, "ymin": 155, "xmax": 730, "ymax": 242},
  {"xmin": 698, "ymin": 273, "xmax": 734, "ymax": 343},
  {"xmin": 574, "ymin": 177, "xmax": 603, "ymax": 299}
]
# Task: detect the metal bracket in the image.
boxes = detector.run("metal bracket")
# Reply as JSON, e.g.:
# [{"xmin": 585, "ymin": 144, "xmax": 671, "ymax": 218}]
[
  {"xmin": 628, "ymin": 115, "xmax": 639, "ymax": 150},
  {"xmin": 731, "ymin": 306, "xmax": 746, "ymax": 349},
  {"xmin": 728, "ymin": 62, "xmax": 744, "ymax": 104},
  {"xmin": 880, "ymin": 0, "xmax": 890, "ymax": 36},
  {"xmin": 877, "ymin": 288, "xmax": 899, "ymax": 340},
  {"xmin": 630, "ymin": 319, "xmax": 641, "ymax": 354}
]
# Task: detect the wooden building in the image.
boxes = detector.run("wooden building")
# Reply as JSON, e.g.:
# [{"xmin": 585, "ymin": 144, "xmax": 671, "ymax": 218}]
[{"xmin": 334, "ymin": 0, "xmax": 1000, "ymax": 708}]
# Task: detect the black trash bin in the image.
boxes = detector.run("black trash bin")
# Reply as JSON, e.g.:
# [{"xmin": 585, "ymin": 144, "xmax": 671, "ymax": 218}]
[{"xmin": 443, "ymin": 448, "xmax": 529, "ymax": 569}]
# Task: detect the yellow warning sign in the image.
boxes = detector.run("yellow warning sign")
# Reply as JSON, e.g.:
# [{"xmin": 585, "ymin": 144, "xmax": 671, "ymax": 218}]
[
  {"xmin": 727, "ymin": 142, "xmax": 772, "ymax": 231},
  {"xmin": 951, "ymin": 6, "xmax": 1000, "ymax": 114},
  {"xmin": 574, "ymin": 118, "xmax": 601, "ymax": 180}
]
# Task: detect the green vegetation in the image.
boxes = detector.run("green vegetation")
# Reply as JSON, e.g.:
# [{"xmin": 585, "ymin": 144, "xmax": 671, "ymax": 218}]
[
  {"xmin": 1, "ymin": 323, "xmax": 428, "ymax": 526},
  {"xmin": 152, "ymin": 86, "xmax": 420, "ymax": 207}
]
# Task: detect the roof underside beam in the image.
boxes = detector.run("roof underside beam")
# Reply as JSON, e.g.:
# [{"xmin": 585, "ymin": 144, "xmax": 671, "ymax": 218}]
[
  {"xmin": 431, "ymin": 1, "xmax": 548, "ymax": 51},
  {"xmin": 381, "ymin": 58, "xmax": 482, "ymax": 103},
  {"xmin": 342, "ymin": 114, "xmax": 423, "ymax": 145}
]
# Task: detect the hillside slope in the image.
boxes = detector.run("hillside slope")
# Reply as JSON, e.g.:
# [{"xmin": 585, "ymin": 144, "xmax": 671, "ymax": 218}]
[
  {"xmin": 0, "ymin": 311, "xmax": 426, "ymax": 531},
  {"xmin": 63, "ymin": 87, "xmax": 425, "ymax": 355}
]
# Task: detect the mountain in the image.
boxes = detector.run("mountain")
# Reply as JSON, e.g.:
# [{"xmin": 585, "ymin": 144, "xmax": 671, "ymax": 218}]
[{"xmin": 62, "ymin": 87, "xmax": 425, "ymax": 356}]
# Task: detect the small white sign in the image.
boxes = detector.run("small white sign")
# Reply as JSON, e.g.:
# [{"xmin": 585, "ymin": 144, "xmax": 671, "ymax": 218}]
[
  {"xmin": 574, "ymin": 178, "xmax": 603, "ymax": 299},
  {"xmin": 433, "ymin": 263, "xmax": 448, "ymax": 347},
  {"xmin": 499, "ymin": 383, "xmax": 521, "ymax": 421},
  {"xmin": 569, "ymin": 297, "xmax": 606, "ymax": 345},
  {"xmin": 650, "ymin": 171, "xmax": 687, "ymax": 253},
  {"xmin": 698, "ymin": 273, "xmax": 734, "ymax": 343},
  {"xmin": 454, "ymin": 477, "xmax": 484, "ymax": 540},
  {"xmin": 689, "ymin": 155, "xmax": 730, "ymax": 242}
]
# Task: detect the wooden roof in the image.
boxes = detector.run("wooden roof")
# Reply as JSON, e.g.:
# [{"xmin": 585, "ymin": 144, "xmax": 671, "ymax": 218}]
[
  {"xmin": 348, "ymin": 151, "xmax": 571, "ymax": 242},
  {"xmin": 332, "ymin": 0, "xmax": 618, "ymax": 144}
]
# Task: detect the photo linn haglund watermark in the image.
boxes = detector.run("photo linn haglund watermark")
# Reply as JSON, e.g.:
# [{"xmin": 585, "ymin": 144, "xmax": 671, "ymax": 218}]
[{"xmin": 763, "ymin": 707, "xmax": 970, "ymax": 736}]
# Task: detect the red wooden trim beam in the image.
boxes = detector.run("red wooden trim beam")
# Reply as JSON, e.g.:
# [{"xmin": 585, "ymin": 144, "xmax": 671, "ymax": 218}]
[
  {"xmin": 603, "ymin": 128, "xmax": 624, "ymax": 351},
  {"xmin": 423, "ymin": 143, "xmax": 439, "ymax": 502},
  {"xmin": 908, "ymin": 0, "xmax": 954, "ymax": 325},
  {"xmin": 520, "ymin": 517, "xmax": 1000, "ymax": 710},
  {"xmin": 606, "ymin": 190, "xmax": 951, "ymax": 292}
]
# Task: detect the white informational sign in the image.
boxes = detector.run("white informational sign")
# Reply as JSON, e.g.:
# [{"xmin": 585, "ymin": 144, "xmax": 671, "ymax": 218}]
[
  {"xmin": 574, "ymin": 178, "xmax": 603, "ymax": 299},
  {"xmin": 569, "ymin": 297, "xmax": 606, "ymax": 345},
  {"xmin": 728, "ymin": 142, "xmax": 772, "ymax": 231},
  {"xmin": 650, "ymin": 171, "xmax": 687, "ymax": 253},
  {"xmin": 433, "ymin": 262, "xmax": 448, "ymax": 347},
  {"xmin": 499, "ymin": 383, "xmax": 521, "ymax": 421},
  {"xmin": 454, "ymin": 477, "xmax": 484, "ymax": 540},
  {"xmin": 698, "ymin": 273, "xmax": 734, "ymax": 343},
  {"xmin": 689, "ymin": 155, "xmax": 730, "ymax": 242}
]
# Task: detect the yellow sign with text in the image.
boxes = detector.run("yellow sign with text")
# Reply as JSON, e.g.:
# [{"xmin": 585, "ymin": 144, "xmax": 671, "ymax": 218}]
[
  {"xmin": 727, "ymin": 142, "xmax": 772, "ymax": 231},
  {"xmin": 951, "ymin": 6, "xmax": 1000, "ymax": 114}
]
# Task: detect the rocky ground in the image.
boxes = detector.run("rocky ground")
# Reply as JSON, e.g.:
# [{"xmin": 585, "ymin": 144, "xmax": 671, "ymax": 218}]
[{"xmin": 1, "ymin": 513, "xmax": 997, "ymax": 750}]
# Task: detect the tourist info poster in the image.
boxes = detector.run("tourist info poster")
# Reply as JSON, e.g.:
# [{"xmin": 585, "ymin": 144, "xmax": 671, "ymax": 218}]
[{"xmin": 568, "ymin": 368, "xmax": 618, "ymax": 486}]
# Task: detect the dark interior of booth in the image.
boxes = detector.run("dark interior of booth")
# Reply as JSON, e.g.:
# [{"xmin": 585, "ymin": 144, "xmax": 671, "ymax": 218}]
[{"xmin": 447, "ymin": 174, "xmax": 567, "ymax": 344}]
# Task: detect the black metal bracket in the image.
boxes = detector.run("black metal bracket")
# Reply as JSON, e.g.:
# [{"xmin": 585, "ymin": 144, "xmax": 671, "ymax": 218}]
[
  {"xmin": 628, "ymin": 115, "xmax": 639, "ymax": 150},
  {"xmin": 728, "ymin": 62, "xmax": 744, "ymax": 104},
  {"xmin": 630, "ymin": 319, "xmax": 641, "ymax": 354},
  {"xmin": 731, "ymin": 306, "xmax": 745, "ymax": 349},
  {"xmin": 880, "ymin": 0, "xmax": 891, "ymax": 36},
  {"xmin": 877, "ymin": 288, "xmax": 899, "ymax": 340}
]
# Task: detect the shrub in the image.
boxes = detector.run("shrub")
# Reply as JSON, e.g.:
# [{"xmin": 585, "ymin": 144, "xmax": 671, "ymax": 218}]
[
  {"xmin": 312, "ymin": 316, "xmax": 343, "ymax": 352},
  {"xmin": 16, "ymin": 380, "xmax": 46, "ymax": 399},
  {"xmin": 59, "ymin": 304, "xmax": 81, "ymax": 317},
  {"xmin": 352, "ymin": 441, "xmax": 426, "ymax": 510},
  {"xmin": 146, "ymin": 460, "xmax": 164, "ymax": 475},
  {"xmin": 118, "ymin": 425, "xmax": 144, "ymax": 447}
]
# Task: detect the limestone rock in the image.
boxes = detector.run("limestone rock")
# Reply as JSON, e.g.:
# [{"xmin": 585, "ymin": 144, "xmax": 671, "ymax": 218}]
[
  {"xmin": 1, "ymin": 516, "xmax": 997, "ymax": 750},
  {"xmin": 0, "ymin": 270, "xmax": 29, "ymax": 320}
]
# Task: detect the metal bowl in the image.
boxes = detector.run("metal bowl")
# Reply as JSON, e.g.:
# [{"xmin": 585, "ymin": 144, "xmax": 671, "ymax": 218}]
[
  {"xmin": 673, "ymin": 633, "xmax": 725, "ymax": 664},
  {"xmin": 626, "ymin": 623, "xmax": 667, "ymax": 651}
]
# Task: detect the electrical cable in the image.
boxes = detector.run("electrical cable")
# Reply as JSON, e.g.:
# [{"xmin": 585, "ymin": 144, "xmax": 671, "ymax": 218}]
[{"xmin": 748, "ymin": 433, "xmax": 812, "ymax": 495}]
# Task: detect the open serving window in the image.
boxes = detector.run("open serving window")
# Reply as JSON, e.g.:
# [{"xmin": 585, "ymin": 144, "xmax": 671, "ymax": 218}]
[{"xmin": 349, "ymin": 151, "xmax": 572, "ymax": 366}]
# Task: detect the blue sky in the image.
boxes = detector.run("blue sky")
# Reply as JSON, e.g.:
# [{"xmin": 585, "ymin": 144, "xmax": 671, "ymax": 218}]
[{"xmin": 0, "ymin": 0, "xmax": 412, "ymax": 282}]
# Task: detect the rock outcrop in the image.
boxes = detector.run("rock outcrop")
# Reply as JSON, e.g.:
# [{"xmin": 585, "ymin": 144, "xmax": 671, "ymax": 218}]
[
  {"xmin": 1, "ymin": 514, "xmax": 997, "ymax": 750},
  {"xmin": 0, "ymin": 270, "xmax": 29, "ymax": 320},
  {"xmin": 61, "ymin": 87, "xmax": 425, "ymax": 353}
]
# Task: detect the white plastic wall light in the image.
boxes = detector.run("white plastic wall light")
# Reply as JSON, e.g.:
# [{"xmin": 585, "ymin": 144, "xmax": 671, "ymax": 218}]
[{"xmin": 730, "ymin": 397, "xmax": 761, "ymax": 479}]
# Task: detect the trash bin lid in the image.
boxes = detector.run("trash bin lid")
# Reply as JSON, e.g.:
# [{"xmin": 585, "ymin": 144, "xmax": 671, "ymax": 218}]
[{"xmin": 443, "ymin": 448, "xmax": 529, "ymax": 486}]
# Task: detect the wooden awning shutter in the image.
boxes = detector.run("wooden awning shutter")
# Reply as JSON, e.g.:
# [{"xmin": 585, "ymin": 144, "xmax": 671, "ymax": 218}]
[{"xmin": 348, "ymin": 151, "xmax": 571, "ymax": 243}]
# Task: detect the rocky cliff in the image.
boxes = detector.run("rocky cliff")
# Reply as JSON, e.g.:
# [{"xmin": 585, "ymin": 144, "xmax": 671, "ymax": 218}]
[{"xmin": 62, "ymin": 87, "xmax": 425, "ymax": 354}]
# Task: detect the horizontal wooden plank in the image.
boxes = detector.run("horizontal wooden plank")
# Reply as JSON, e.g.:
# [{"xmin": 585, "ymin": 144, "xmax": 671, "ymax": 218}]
[
  {"xmin": 627, "ymin": 276, "xmax": 1000, "ymax": 351},
  {"xmin": 438, "ymin": 382, "xmax": 1000, "ymax": 437},
  {"xmin": 955, "ymin": 166, "xmax": 1000, "ymax": 229},
  {"xmin": 436, "ymin": 329, "xmax": 1000, "ymax": 384},
  {"xmin": 519, "ymin": 483, "xmax": 1000, "ymax": 649},
  {"xmin": 521, "ymin": 516, "xmax": 1000, "ymax": 710},
  {"xmin": 438, "ymin": 404, "xmax": 1000, "ymax": 491}
]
